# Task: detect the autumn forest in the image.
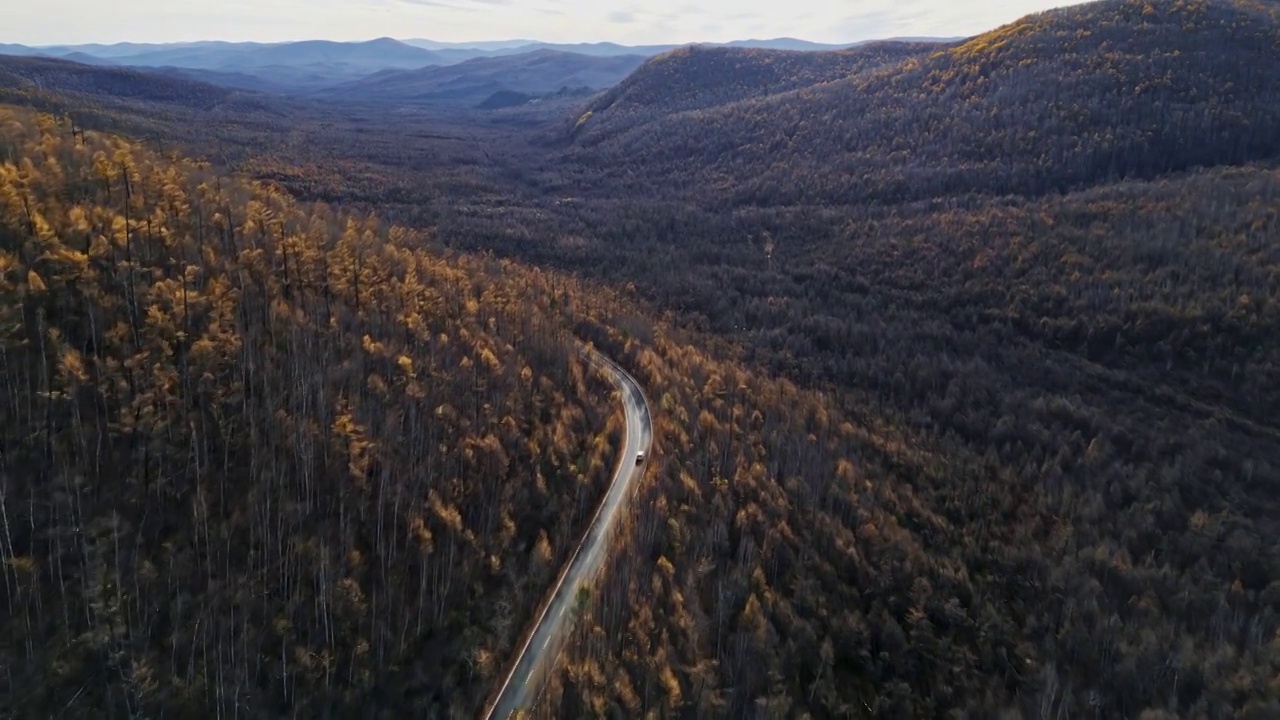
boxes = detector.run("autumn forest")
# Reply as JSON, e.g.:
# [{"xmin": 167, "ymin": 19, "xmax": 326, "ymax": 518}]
[{"xmin": 2, "ymin": 0, "xmax": 1279, "ymax": 717}]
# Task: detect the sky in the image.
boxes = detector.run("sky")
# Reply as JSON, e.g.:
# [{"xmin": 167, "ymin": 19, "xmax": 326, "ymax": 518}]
[{"xmin": 6, "ymin": 0, "xmax": 1089, "ymax": 46}]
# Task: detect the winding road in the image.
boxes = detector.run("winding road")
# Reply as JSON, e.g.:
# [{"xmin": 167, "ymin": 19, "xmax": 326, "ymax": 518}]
[{"xmin": 480, "ymin": 343, "xmax": 653, "ymax": 720}]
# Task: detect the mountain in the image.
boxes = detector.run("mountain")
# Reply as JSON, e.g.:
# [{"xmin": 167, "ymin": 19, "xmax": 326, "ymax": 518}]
[
  {"xmin": 318, "ymin": 49, "xmax": 647, "ymax": 107},
  {"xmin": 76, "ymin": 37, "xmax": 437, "ymax": 71},
  {"xmin": 403, "ymin": 38, "xmax": 536, "ymax": 51},
  {"xmin": 29, "ymin": 41, "xmax": 237, "ymax": 59},
  {"xmin": 57, "ymin": 51, "xmax": 116, "ymax": 66},
  {"xmin": 6, "ymin": 36, "xmax": 872, "ymax": 69},
  {"xmin": 0, "ymin": 54, "xmax": 295, "ymax": 155},
  {"xmin": 721, "ymin": 37, "xmax": 860, "ymax": 51},
  {"xmin": 227, "ymin": 36, "xmax": 437, "ymax": 69},
  {"xmin": 0, "ymin": 36, "xmax": 910, "ymax": 94},
  {"xmin": 576, "ymin": 41, "xmax": 946, "ymax": 138},
  {"xmin": 0, "ymin": 39, "xmax": 444, "ymax": 92},
  {"xmin": 0, "ymin": 54, "xmax": 247, "ymax": 107},
  {"xmin": 0, "ymin": 43, "xmax": 43, "ymax": 56},
  {"xmin": 105, "ymin": 38, "xmax": 442, "ymax": 90},
  {"xmin": 428, "ymin": 6, "xmax": 1280, "ymax": 718},
  {"xmin": 473, "ymin": 37, "xmax": 860, "ymax": 57},
  {"xmin": 569, "ymin": 0, "xmax": 1280, "ymax": 204}
]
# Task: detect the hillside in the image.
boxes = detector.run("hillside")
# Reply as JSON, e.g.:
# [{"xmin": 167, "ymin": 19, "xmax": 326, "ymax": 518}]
[
  {"xmin": 0, "ymin": 105, "xmax": 622, "ymax": 717},
  {"xmin": 569, "ymin": 0, "xmax": 1280, "ymax": 203},
  {"xmin": 341, "ymin": 6, "xmax": 1279, "ymax": 718},
  {"xmin": 146, "ymin": 65, "xmax": 297, "ymax": 94},
  {"xmin": 542, "ymin": 164, "xmax": 1280, "ymax": 715},
  {"xmin": 100, "ymin": 38, "xmax": 439, "ymax": 83},
  {"xmin": 0, "ymin": 55, "xmax": 244, "ymax": 108},
  {"xmin": 584, "ymin": 41, "xmax": 944, "ymax": 119},
  {"xmin": 318, "ymin": 50, "xmax": 647, "ymax": 107},
  {"xmin": 0, "ymin": 39, "xmax": 445, "ymax": 93},
  {"xmin": 0, "ymin": 55, "xmax": 535, "ymax": 222},
  {"xmin": 0, "ymin": 54, "xmax": 299, "ymax": 162}
]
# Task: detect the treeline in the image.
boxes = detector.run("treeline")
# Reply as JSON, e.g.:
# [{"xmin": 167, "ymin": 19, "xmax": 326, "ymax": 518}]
[{"xmin": 0, "ymin": 106, "xmax": 622, "ymax": 718}]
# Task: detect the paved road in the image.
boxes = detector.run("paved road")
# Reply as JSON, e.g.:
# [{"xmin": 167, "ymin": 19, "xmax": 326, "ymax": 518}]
[{"xmin": 481, "ymin": 343, "xmax": 653, "ymax": 720}]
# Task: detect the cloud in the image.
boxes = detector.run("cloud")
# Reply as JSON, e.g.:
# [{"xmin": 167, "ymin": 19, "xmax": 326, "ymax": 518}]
[{"xmin": 608, "ymin": 10, "xmax": 635, "ymax": 23}]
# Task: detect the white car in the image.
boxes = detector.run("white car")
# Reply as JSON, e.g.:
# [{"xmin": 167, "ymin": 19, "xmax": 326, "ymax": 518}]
[{"xmin": 635, "ymin": 451, "xmax": 645, "ymax": 465}]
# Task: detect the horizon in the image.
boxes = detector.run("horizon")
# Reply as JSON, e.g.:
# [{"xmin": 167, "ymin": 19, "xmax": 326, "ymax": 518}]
[
  {"xmin": 5, "ymin": 0, "xmax": 1089, "ymax": 47},
  {"xmin": 6, "ymin": 35, "xmax": 920, "ymax": 50}
]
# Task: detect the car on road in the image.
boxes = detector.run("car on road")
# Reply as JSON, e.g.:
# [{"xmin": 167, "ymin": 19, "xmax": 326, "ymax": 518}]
[{"xmin": 635, "ymin": 451, "xmax": 645, "ymax": 464}]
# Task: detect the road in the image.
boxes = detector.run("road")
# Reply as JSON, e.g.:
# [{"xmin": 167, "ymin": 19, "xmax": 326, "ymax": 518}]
[{"xmin": 480, "ymin": 342, "xmax": 653, "ymax": 720}]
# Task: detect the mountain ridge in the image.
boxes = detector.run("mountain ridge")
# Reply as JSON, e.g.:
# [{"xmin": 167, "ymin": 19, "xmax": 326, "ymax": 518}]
[
  {"xmin": 317, "ymin": 49, "xmax": 648, "ymax": 107},
  {"xmin": 577, "ymin": 40, "xmax": 950, "ymax": 137},
  {"xmin": 568, "ymin": 0, "xmax": 1280, "ymax": 202}
]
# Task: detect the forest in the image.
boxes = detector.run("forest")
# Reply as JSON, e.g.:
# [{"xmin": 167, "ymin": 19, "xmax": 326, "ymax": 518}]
[
  {"xmin": 565, "ymin": 0, "xmax": 1280, "ymax": 205},
  {"xmin": 2, "ymin": 0, "xmax": 1280, "ymax": 717},
  {"xmin": 0, "ymin": 106, "xmax": 629, "ymax": 717}
]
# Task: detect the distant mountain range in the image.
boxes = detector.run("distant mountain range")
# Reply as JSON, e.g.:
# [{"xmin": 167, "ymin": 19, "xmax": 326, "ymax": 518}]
[
  {"xmin": 0, "ymin": 38, "xmax": 443, "ymax": 91},
  {"xmin": 400, "ymin": 37, "xmax": 867, "ymax": 58},
  {"xmin": 317, "ymin": 49, "xmax": 649, "ymax": 108},
  {"xmin": 0, "ymin": 35, "xmax": 958, "ymax": 106},
  {"xmin": 1, "ymin": 36, "xmax": 935, "ymax": 64}
]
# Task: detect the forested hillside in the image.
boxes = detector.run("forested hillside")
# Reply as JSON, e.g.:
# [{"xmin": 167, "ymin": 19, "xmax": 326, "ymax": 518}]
[
  {"xmin": 569, "ymin": 0, "xmax": 1280, "ymax": 203},
  {"xmin": 2, "ymin": 0, "xmax": 1279, "ymax": 717},
  {"xmin": 0, "ymin": 106, "xmax": 621, "ymax": 717},
  {"xmin": 440, "ymin": 129, "xmax": 1280, "ymax": 720},
  {"xmin": 0, "ymin": 55, "xmax": 266, "ymax": 110},
  {"xmin": 435, "ymin": 3, "xmax": 1280, "ymax": 716},
  {"xmin": 572, "ymin": 41, "xmax": 941, "ymax": 139}
]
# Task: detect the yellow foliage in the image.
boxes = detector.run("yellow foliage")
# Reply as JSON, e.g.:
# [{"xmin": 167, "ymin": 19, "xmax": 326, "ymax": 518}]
[
  {"xmin": 409, "ymin": 515, "xmax": 434, "ymax": 555},
  {"xmin": 361, "ymin": 334, "xmax": 386, "ymax": 356},
  {"xmin": 58, "ymin": 347, "xmax": 88, "ymax": 383},
  {"xmin": 396, "ymin": 354, "xmax": 414, "ymax": 376},
  {"xmin": 428, "ymin": 489, "xmax": 465, "ymax": 535},
  {"xmin": 657, "ymin": 555, "xmax": 675, "ymax": 577}
]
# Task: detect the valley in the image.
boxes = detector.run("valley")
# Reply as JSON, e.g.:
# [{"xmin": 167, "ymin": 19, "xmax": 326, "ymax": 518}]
[{"xmin": 2, "ymin": 0, "xmax": 1279, "ymax": 717}]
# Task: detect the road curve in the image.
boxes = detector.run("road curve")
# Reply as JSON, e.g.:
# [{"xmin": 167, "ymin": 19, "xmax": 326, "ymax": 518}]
[{"xmin": 480, "ymin": 342, "xmax": 653, "ymax": 720}]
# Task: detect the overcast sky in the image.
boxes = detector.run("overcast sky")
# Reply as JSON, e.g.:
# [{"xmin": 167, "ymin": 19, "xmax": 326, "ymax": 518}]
[{"xmin": 8, "ymin": 0, "xmax": 1088, "ymax": 46}]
